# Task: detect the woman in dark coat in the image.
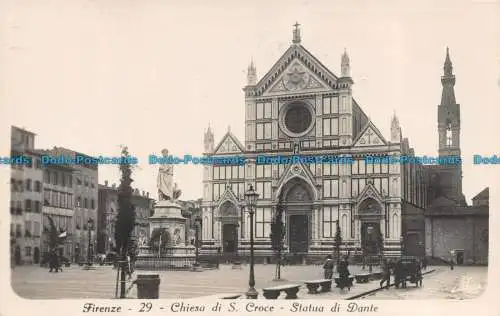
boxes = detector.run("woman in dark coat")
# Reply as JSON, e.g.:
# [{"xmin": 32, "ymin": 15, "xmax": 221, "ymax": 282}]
[{"xmin": 337, "ymin": 256, "xmax": 351, "ymax": 290}]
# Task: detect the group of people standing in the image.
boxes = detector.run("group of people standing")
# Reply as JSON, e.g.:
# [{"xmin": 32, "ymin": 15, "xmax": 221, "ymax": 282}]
[{"xmin": 323, "ymin": 254, "xmax": 351, "ymax": 288}]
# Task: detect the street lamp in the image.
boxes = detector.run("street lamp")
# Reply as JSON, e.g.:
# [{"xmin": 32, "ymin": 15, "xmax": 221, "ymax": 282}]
[
  {"xmin": 192, "ymin": 217, "xmax": 202, "ymax": 271},
  {"xmin": 244, "ymin": 184, "xmax": 259, "ymax": 299},
  {"xmin": 86, "ymin": 218, "xmax": 94, "ymax": 267}
]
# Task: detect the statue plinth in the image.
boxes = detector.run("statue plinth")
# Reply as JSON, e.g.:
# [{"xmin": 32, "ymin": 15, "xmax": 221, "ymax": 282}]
[{"xmin": 149, "ymin": 200, "xmax": 187, "ymax": 247}]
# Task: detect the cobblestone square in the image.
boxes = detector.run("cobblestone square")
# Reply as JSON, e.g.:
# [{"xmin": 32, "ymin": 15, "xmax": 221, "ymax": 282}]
[{"xmin": 11, "ymin": 264, "xmax": 487, "ymax": 300}]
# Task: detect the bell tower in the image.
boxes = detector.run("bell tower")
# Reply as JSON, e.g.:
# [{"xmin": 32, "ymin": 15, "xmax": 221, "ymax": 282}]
[{"xmin": 436, "ymin": 47, "xmax": 465, "ymax": 204}]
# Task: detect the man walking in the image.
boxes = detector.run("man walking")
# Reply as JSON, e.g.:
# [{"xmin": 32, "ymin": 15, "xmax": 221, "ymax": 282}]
[{"xmin": 379, "ymin": 258, "xmax": 391, "ymax": 289}]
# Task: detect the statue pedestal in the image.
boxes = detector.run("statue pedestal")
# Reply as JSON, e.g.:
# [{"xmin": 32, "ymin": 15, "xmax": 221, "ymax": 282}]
[{"xmin": 149, "ymin": 200, "xmax": 187, "ymax": 246}]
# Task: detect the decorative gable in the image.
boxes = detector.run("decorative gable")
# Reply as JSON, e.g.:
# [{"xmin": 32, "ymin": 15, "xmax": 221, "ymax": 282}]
[
  {"xmin": 264, "ymin": 60, "xmax": 330, "ymax": 96},
  {"xmin": 216, "ymin": 183, "xmax": 241, "ymax": 209},
  {"xmin": 255, "ymin": 45, "xmax": 339, "ymax": 97},
  {"xmin": 274, "ymin": 162, "xmax": 319, "ymax": 201},
  {"xmin": 353, "ymin": 121, "xmax": 387, "ymax": 147},
  {"xmin": 356, "ymin": 179, "xmax": 383, "ymax": 205},
  {"xmin": 213, "ymin": 132, "xmax": 245, "ymax": 154}
]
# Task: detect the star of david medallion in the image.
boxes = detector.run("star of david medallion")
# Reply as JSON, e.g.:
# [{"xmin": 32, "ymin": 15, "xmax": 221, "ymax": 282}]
[{"xmin": 283, "ymin": 65, "xmax": 310, "ymax": 91}]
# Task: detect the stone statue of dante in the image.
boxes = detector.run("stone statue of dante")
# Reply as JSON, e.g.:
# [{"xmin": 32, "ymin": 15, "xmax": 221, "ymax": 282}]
[{"xmin": 157, "ymin": 148, "xmax": 174, "ymax": 201}]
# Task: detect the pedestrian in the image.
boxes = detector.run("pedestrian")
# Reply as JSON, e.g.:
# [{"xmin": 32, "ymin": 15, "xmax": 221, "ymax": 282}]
[
  {"xmin": 379, "ymin": 258, "xmax": 391, "ymax": 289},
  {"xmin": 323, "ymin": 255, "xmax": 334, "ymax": 279},
  {"xmin": 337, "ymin": 256, "xmax": 351, "ymax": 291},
  {"xmin": 48, "ymin": 250, "xmax": 56, "ymax": 273},
  {"xmin": 450, "ymin": 258, "xmax": 454, "ymax": 270}
]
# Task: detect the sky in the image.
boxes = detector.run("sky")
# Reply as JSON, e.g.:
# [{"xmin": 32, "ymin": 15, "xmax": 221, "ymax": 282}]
[{"xmin": 1, "ymin": 0, "xmax": 499, "ymax": 203}]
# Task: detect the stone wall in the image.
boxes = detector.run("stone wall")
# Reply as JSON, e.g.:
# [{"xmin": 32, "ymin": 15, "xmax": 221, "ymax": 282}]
[{"xmin": 427, "ymin": 216, "xmax": 488, "ymax": 264}]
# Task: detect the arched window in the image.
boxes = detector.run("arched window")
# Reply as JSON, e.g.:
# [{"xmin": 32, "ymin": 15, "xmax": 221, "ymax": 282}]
[{"xmin": 446, "ymin": 121, "xmax": 453, "ymax": 147}]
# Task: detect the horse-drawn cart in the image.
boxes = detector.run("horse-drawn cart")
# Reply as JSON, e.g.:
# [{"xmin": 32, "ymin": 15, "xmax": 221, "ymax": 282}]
[{"xmin": 394, "ymin": 256, "xmax": 423, "ymax": 288}]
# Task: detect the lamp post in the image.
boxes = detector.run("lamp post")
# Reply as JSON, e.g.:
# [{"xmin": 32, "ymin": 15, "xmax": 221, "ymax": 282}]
[
  {"xmin": 192, "ymin": 217, "xmax": 202, "ymax": 271},
  {"xmin": 86, "ymin": 218, "xmax": 94, "ymax": 267},
  {"xmin": 244, "ymin": 184, "xmax": 259, "ymax": 299}
]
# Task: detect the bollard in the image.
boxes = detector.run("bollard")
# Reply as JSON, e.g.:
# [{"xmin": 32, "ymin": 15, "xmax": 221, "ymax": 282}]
[{"xmin": 136, "ymin": 274, "xmax": 160, "ymax": 299}]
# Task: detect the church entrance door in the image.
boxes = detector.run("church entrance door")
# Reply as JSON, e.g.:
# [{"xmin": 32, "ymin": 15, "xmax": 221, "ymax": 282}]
[
  {"xmin": 361, "ymin": 222, "xmax": 381, "ymax": 256},
  {"xmin": 222, "ymin": 224, "xmax": 238, "ymax": 253},
  {"xmin": 288, "ymin": 215, "xmax": 309, "ymax": 254}
]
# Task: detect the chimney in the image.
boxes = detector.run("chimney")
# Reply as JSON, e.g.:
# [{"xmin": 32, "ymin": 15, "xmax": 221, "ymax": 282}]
[
  {"xmin": 105, "ymin": 180, "xmax": 108, "ymax": 186},
  {"xmin": 112, "ymin": 183, "xmax": 116, "ymax": 189},
  {"xmin": 146, "ymin": 192, "xmax": 149, "ymax": 198}
]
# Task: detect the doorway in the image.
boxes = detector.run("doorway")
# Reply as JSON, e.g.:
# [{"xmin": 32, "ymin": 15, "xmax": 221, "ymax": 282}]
[
  {"xmin": 361, "ymin": 222, "xmax": 381, "ymax": 255},
  {"xmin": 455, "ymin": 250, "xmax": 464, "ymax": 265},
  {"xmin": 222, "ymin": 224, "xmax": 238, "ymax": 253},
  {"xmin": 288, "ymin": 215, "xmax": 309, "ymax": 253},
  {"xmin": 34, "ymin": 247, "xmax": 40, "ymax": 264},
  {"xmin": 15, "ymin": 245, "xmax": 21, "ymax": 265}
]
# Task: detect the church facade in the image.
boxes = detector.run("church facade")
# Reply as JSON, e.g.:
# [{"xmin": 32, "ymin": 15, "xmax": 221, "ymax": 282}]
[{"xmin": 199, "ymin": 25, "xmax": 430, "ymax": 260}]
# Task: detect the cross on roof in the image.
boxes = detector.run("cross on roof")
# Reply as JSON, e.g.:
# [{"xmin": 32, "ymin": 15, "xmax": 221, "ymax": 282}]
[
  {"xmin": 294, "ymin": 21, "xmax": 300, "ymax": 30},
  {"xmin": 365, "ymin": 129, "xmax": 374, "ymax": 143}
]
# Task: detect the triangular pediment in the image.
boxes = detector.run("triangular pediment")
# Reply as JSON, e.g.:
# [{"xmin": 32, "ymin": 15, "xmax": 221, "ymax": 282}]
[
  {"xmin": 213, "ymin": 131, "xmax": 245, "ymax": 154},
  {"xmin": 255, "ymin": 45, "xmax": 339, "ymax": 97},
  {"xmin": 216, "ymin": 183, "xmax": 241, "ymax": 210},
  {"xmin": 353, "ymin": 121, "xmax": 387, "ymax": 147},
  {"xmin": 275, "ymin": 162, "xmax": 318, "ymax": 201},
  {"xmin": 264, "ymin": 60, "xmax": 330, "ymax": 96},
  {"xmin": 357, "ymin": 179, "xmax": 383, "ymax": 204}
]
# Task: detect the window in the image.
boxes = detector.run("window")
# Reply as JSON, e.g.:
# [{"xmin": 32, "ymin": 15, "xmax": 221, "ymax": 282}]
[
  {"xmin": 359, "ymin": 159, "xmax": 365, "ymax": 174},
  {"xmin": 68, "ymin": 175, "xmax": 73, "ymax": 187},
  {"xmin": 255, "ymin": 207, "xmax": 272, "ymax": 238},
  {"xmin": 323, "ymin": 97, "xmax": 331, "ymax": 114},
  {"xmin": 26, "ymin": 179, "xmax": 32, "ymax": 191},
  {"xmin": 213, "ymin": 167, "xmax": 219, "ymax": 180},
  {"xmin": 352, "ymin": 179, "xmax": 359, "ymax": 197},
  {"xmin": 34, "ymin": 222, "xmax": 40, "ymax": 236},
  {"xmin": 35, "ymin": 180, "xmax": 41, "ymax": 192},
  {"xmin": 322, "ymin": 206, "xmax": 337, "ymax": 237},
  {"xmin": 446, "ymin": 122, "xmax": 453, "ymax": 147},
  {"xmin": 25, "ymin": 247, "xmax": 32, "ymax": 257},
  {"xmin": 35, "ymin": 158, "xmax": 41, "ymax": 169},
  {"xmin": 25, "ymin": 199, "xmax": 32, "ymax": 212},
  {"xmin": 323, "ymin": 179, "xmax": 339, "ymax": 198},
  {"xmin": 44, "ymin": 189, "xmax": 50, "ymax": 206},
  {"xmin": 352, "ymin": 160, "xmax": 358, "ymax": 175},
  {"xmin": 76, "ymin": 196, "xmax": 82, "ymax": 207},
  {"xmin": 77, "ymin": 177, "xmax": 82, "ymax": 186},
  {"xmin": 61, "ymin": 173, "xmax": 66, "ymax": 186},
  {"xmin": 220, "ymin": 166, "xmax": 226, "ymax": 180},
  {"xmin": 256, "ymin": 123, "xmax": 272, "ymax": 140},
  {"xmin": 256, "ymin": 102, "xmax": 272, "ymax": 119},
  {"xmin": 322, "ymin": 97, "xmax": 339, "ymax": 114},
  {"xmin": 322, "ymin": 118, "xmax": 339, "ymax": 136},
  {"xmin": 255, "ymin": 181, "xmax": 271, "ymax": 199},
  {"xmin": 44, "ymin": 170, "xmax": 50, "ymax": 183},
  {"xmin": 68, "ymin": 194, "xmax": 73, "ymax": 208},
  {"xmin": 84, "ymin": 198, "xmax": 88, "ymax": 209},
  {"xmin": 91, "ymin": 199, "xmax": 95, "ymax": 209},
  {"xmin": 52, "ymin": 171, "xmax": 58, "ymax": 185},
  {"xmin": 17, "ymin": 180, "xmax": 23, "ymax": 192},
  {"xmin": 35, "ymin": 200, "xmax": 41, "ymax": 213}
]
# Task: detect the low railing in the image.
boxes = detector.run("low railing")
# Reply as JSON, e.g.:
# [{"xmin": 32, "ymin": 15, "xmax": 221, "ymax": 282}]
[{"xmin": 135, "ymin": 256, "xmax": 196, "ymax": 271}]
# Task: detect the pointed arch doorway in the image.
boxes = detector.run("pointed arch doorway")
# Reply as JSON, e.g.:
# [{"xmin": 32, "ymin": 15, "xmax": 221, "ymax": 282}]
[
  {"xmin": 218, "ymin": 201, "xmax": 240, "ymax": 254},
  {"xmin": 358, "ymin": 198, "xmax": 383, "ymax": 256},
  {"xmin": 280, "ymin": 177, "xmax": 314, "ymax": 254}
]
